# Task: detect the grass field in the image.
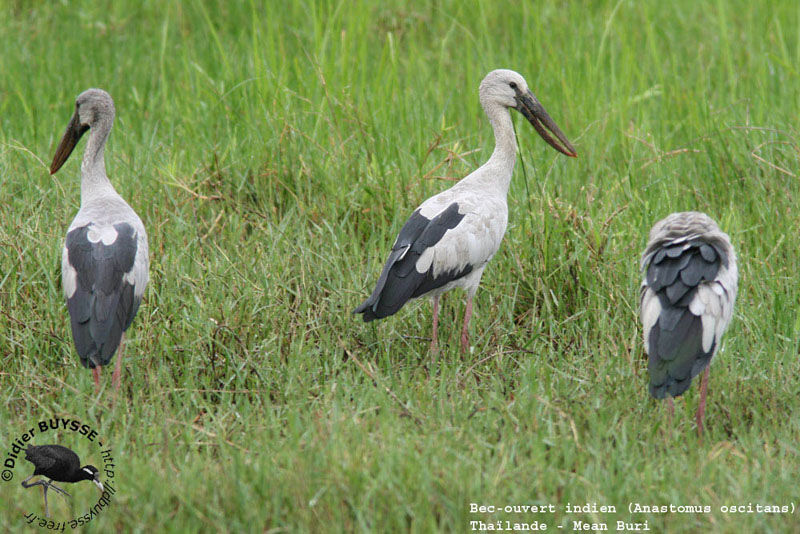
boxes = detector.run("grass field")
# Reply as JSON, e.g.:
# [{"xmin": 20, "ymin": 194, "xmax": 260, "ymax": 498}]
[{"xmin": 1, "ymin": 0, "xmax": 799, "ymax": 532}]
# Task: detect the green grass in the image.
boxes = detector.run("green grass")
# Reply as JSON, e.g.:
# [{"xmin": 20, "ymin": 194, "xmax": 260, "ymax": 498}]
[{"xmin": 1, "ymin": 0, "xmax": 799, "ymax": 531}]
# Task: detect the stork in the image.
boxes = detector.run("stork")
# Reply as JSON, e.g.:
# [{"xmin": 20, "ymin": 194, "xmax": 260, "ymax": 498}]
[
  {"xmin": 50, "ymin": 89, "xmax": 149, "ymax": 392},
  {"xmin": 21, "ymin": 444, "xmax": 104, "ymax": 518},
  {"xmin": 639, "ymin": 212, "xmax": 738, "ymax": 435},
  {"xmin": 354, "ymin": 69, "xmax": 576, "ymax": 352}
]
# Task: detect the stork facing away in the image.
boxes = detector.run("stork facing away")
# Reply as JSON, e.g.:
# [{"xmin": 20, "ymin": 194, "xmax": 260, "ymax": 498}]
[
  {"xmin": 21, "ymin": 444, "xmax": 104, "ymax": 518},
  {"xmin": 50, "ymin": 89, "xmax": 149, "ymax": 392},
  {"xmin": 639, "ymin": 212, "xmax": 738, "ymax": 435},
  {"xmin": 355, "ymin": 69, "xmax": 576, "ymax": 352}
]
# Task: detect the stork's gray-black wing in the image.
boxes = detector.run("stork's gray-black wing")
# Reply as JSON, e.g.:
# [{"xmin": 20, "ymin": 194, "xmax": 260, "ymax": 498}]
[
  {"xmin": 64, "ymin": 222, "xmax": 141, "ymax": 368},
  {"xmin": 641, "ymin": 240, "xmax": 728, "ymax": 398},
  {"xmin": 354, "ymin": 202, "xmax": 472, "ymax": 321}
]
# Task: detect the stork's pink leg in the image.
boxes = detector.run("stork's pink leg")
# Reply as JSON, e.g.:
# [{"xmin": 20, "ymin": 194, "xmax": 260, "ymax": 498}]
[
  {"xmin": 430, "ymin": 296, "xmax": 440, "ymax": 354},
  {"xmin": 92, "ymin": 366, "xmax": 101, "ymax": 394},
  {"xmin": 695, "ymin": 367, "xmax": 711, "ymax": 436},
  {"xmin": 667, "ymin": 396, "xmax": 674, "ymax": 428},
  {"xmin": 460, "ymin": 296, "xmax": 473, "ymax": 353},
  {"xmin": 112, "ymin": 335, "xmax": 125, "ymax": 392}
]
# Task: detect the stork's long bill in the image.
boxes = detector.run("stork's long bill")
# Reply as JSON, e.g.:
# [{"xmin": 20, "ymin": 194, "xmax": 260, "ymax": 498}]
[
  {"xmin": 515, "ymin": 90, "xmax": 577, "ymax": 158},
  {"xmin": 50, "ymin": 111, "xmax": 89, "ymax": 175}
]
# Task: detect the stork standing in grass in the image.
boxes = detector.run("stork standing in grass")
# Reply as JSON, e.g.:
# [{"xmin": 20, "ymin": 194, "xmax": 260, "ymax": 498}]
[
  {"xmin": 639, "ymin": 212, "xmax": 738, "ymax": 435},
  {"xmin": 354, "ymin": 69, "xmax": 576, "ymax": 352},
  {"xmin": 50, "ymin": 89, "xmax": 149, "ymax": 392}
]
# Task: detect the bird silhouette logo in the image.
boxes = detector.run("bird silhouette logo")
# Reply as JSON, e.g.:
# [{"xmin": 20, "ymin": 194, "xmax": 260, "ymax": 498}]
[{"xmin": 20, "ymin": 445, "xmax": 105, "ymax": 519}]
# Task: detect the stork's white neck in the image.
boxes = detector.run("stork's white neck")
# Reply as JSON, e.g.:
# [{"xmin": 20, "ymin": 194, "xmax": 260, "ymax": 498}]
[
  {"xmin": 468, "ymin": 101, "xmax": 517, "ymax": 195},
  {"xmin": 80, "ymin": 117, "xmax": 117, "ymax": 205}
]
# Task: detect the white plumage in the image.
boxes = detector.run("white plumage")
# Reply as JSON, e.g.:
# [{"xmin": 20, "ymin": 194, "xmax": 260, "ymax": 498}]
[{"xmin": 355, "ymin": 69, "xmax": 576, "ymax": 352}]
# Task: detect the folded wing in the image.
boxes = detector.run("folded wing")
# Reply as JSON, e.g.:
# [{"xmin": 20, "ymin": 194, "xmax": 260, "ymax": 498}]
[
  {"xmin": 640, "ymin": 231, "xmax": 737, "ymax": 399},
  {"xmin": 62, "ymin": 222, "xmax": 146, "ymax": 368},
  {"xmin": 354, "ymin": 202, "xmax": 475, "ymax": 321}
]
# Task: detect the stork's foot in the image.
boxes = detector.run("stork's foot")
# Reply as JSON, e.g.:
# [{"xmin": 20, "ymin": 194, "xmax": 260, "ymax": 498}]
[
  {"xmin": 112, "ymin": 363, "xmax": 121, "ymax": 392},
  {"xmin": 430, "ymin": 296, "xmax": 440, "ymax": 358},
  {"xmin": 695, "ymin": 406, "xmax": 706, "ymax": 438},
  {"xmin": 112, "ymin": 336, "xmax": 125, "ymax": 392},
  {"xmin": 663, "ymin": 396, "xmax": 675, "ymax": 437},
  {"xmin": 92, "ymin": 366, "xmax": 101, "ymax": 394},
  {"xmin": 695, "ymin": 367, "xmax": 711, "ymax": 439},
  {"xmin": 460, "ymin": 297, "xmax": 474, "ymax": 355}
]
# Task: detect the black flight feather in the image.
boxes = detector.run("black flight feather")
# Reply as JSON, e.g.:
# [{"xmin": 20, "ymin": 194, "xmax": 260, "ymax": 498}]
[
  {"xmin": 65, "ymin": 222, "xmax": 141, "ymax": 368},
  {"xmin": 645, "ymin": 240, "xmax": 724, "ymax": 398},
  {"xmin": 355, "ymin": 202, "xmax": 470, "ymax": 321}
]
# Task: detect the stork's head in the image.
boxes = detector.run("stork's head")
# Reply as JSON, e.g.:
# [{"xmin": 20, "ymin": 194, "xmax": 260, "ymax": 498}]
[
  {"xmin": 80, "ymin": 465, "xmax": 105, "ymax": 492},
  {"xmin": 648, "ymin": 211, "xmax": 721, "ymax": 243},
  {"xmin": 50, "ymin": 88, "xmax": 115, "ymax": 174},
  {"xmin": 479, "ymin": 69, "xmax": 577, "ymax": 157}
]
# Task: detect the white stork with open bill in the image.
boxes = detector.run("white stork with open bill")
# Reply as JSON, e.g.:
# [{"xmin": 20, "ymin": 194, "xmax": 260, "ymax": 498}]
[
  {"xmin": 354, "ymin": 69, "xmax": 576, "ymax": 352},
  {"xmin": 639, "ymin": 211, "xmax": 738, "ymax": 435},
  {"xmin": 50, "ymin": 88, "xmax": 149, "ymax": 393}
]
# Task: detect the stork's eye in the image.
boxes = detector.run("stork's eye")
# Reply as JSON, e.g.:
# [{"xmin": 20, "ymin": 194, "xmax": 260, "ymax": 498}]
[{"xmin": 509, "ymin": 82, "xmax": 518, "ymax": 90}]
